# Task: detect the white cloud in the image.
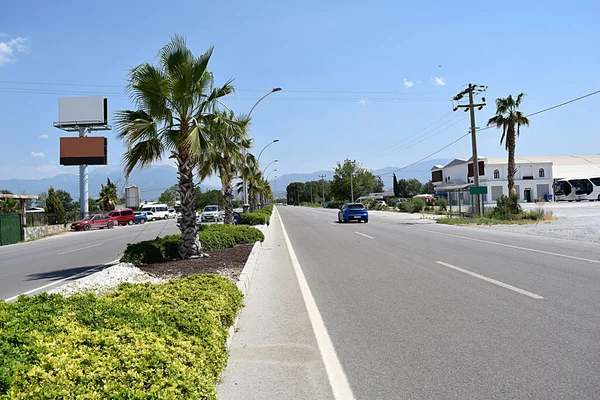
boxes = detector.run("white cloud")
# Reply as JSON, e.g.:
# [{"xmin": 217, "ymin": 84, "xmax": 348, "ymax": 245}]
[
  {"xmin": 433, "ymin": 77, "xmax": 446, "ymax": 86},
  {"xmin": 31, "ymin": 151, "xmax": 46, "ymax": 158},
  {"xmin": 403, "ymin": 79, "xmax": 414, "ymax": 88},
  {"xmin": 0, "ymin": 35, "xmax": 29, "ymax": 67},
  {"xmin": 358, "ymin": 98, "xmax": 368, "ymax": 105},
  {"xmin": 39, "ymin": 134, "xmax": 48, "ymax": 139}
]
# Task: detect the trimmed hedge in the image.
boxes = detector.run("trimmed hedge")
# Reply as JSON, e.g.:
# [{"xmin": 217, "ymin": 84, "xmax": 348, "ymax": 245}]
[
  {"xmin": 239, "ymin": 205, "xmax": 273, "ymax": 226},
  {"xmin": 121, "ymin": 225, "xmax": 264, "ymax": 264},
  {"xmin": 0, "ymin": 274, "xmax": 243, "ymax": 399}
]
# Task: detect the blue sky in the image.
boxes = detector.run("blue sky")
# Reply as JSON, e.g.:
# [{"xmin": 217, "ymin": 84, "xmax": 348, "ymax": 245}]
[{"xmin": 1, "ymin": 0, "xmax": 599, "ymax": 186}]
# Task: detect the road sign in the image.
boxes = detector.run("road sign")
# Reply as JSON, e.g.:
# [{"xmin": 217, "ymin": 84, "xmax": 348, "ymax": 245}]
[{"xmin": 470, "ymin": 186, "xmax": 488, "ymax": 195}]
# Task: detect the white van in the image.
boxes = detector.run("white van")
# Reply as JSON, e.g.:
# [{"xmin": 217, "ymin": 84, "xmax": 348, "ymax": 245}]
[{"xmin": 140, "ymin": 203, "xmax": 170, "ymax": 220}]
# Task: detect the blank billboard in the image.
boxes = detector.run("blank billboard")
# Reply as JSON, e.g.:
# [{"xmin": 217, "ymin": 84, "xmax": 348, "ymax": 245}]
[
  {"xmin": 60, "ymin": 137, "xmax": 107, "ymax": 165},
  {"xmin": 58, "ymin": 97, "xmax": 107, "ymax": 126}
]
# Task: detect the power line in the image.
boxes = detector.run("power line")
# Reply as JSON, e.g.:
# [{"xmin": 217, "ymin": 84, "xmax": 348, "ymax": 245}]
[{"xmin": 376, "ymin": 88, "xmax": 600, "ymax": 177}]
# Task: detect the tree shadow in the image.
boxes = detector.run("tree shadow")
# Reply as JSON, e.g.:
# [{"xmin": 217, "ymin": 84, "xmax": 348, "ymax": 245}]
[{"xmin": 27, "ymin": 264, "xmax": 111, "ymax": 282}]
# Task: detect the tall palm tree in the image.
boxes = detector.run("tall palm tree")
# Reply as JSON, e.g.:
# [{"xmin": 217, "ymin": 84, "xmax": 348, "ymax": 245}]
[
  {"xmin": 487, "ymin": 93, "xmax": 530, "ymax": 196},
  {"xmin": 0, "ymin": 197, "xmax": 18, "ymax": 214},
  {"xmin": 98, "ymin": 178, "xmax": 118, "ymax": 211},
  {"xmin": 115, "ymin": 35, "xmax": 236, "ymax": 258},
  {"xmin": 237, "ymin": 153, "xmax": 259, "ymax": 210},
  {"xmin": 198, "ymin": 111, "xmax": 251, "ymax": 224}
]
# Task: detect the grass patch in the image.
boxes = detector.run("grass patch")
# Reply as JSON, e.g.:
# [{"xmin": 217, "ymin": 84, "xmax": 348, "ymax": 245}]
[
  {"xmin": 437, "ymin": 211, "xmax": 555, "ymax": 226},
  {"xmin": 0, "ymin": 274, "xmax": 243, "ymax": 399}
]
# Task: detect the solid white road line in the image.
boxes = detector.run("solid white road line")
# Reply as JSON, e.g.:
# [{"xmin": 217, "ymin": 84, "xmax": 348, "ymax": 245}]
[
  {"xmin": 56, "ymin": 243, "xmax": 103, "ymax": 255},
  {"xmin": 419, "ymin": 229, "xmax": 600, "ymax": 265},
  {"xmin": 354, "ymin": 232, "xmax": 374, "ymax": 239},
  {"xmin": 435, "ymin": 261, "xmax": 544, "ymax": 299},
  {"xmin": 2, "ymin": 258, "xmax": 121, "ymax": 302},
  {"xmin": 276, "ymin": 207, "xmax": 356, "ymax": 400}
]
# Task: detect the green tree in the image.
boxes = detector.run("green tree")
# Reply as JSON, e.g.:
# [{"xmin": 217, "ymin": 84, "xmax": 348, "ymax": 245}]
[
  {"xmin": 0, "ymin": 190, "xmax": 11, "ymax": 194},
  {"xmin": 286, "ymin": 182, "xmax": 305, "ymax": 204},
  {"xmin": 422, "ymin": 180, "xmax": 435, "ymax": 194},
  {"xmin": 46, "ymin": 187, "xmax": 65, "ymax": 224},
  {"xmin": 55, "ymin": 189, "xmax": 77, "ymax": 212},
  {"xmin": 158, "ymin": 185, "xmax": 180, "ymax": 206},
  {"xmin": 487, "ymin": 93, "xmax": 529, "ymax": 196},
  {"xmin": 195, "ymin": 189, "xmax": 224, "ymax": 210},
  {"xmin": 0, "ymin": 198, "xmax": 18, "ymax": 213},
  {"xmin": 198, "ymin": 110, "xmax": 251, "ymax": 223},
  {"xmin": 393, "ymin": 174, "xmax": 399, "ymax": 197},
  {"xmin": 99, "ymin": 178, "xmax": 118, "ymax": 211},
  {"xmin": 329, "ymin": 160, "xmax": 381, "ymax": 201},
  {"xmin": 88, "ymin": 198, "xmax": 101, "ymax": 212},
  {"xmin": 397, "ymin": 178, "xmax": 423, "ymax": 197},
  {"xmin": 115, "ymin": 35, "xmax": 236, "ymax": 259}
]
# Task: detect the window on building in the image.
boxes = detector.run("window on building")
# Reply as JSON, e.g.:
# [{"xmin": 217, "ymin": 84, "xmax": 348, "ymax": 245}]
[
  {"xmin": 494, "ymin": 169, "xmax": 500, "ymax": 179},
  {"xmin": 539, "ymin": 168, "xmax": 545, "ymax": 178}
]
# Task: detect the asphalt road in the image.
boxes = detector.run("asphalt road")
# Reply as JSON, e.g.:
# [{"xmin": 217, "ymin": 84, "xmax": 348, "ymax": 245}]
[
  {"xmin": 0, "ymin": 219, "xmax": 180, "ymax": 301},
  {"xmin": 277, "ymin": 206, "xmax": 600, "ymax": 399}
]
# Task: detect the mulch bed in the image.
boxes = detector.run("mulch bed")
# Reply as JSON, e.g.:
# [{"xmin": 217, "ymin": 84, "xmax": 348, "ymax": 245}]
[{"xmin": 138, "ymin": 244, "xmax": 254, "ymax": 283}]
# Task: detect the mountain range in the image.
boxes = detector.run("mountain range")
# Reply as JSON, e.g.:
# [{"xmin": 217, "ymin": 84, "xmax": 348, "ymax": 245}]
[{"xmin": 0, "ymin": 158, "xmax": 451, "ymax": 201}]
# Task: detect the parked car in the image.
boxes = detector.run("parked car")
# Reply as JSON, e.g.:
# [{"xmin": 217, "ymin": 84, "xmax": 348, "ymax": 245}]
[
  {"xmin": 233, "ymin": 211, "xmax": 241, "ymax": 225},
  {"xmin": 144, "ymin": 211, "xmax": 158, "ymax": 221},
  {"xmin": 200, "ymin": 205, "xmax": 222, "ymax": 223},
  {"xmin": 107, "ymin": 208, "xmax": 135, "ymax": 226},
  {"xmin": 167, "ymin": 208, "xmax": 177, "ymax": 219},
  {"xmin": 71, "ymin": 214, "xmax": 117, "ymax": 231},
  {"xmin": 338, "ymin": 203, "xmax": 369, "ymax": 223},
  {"xmin": 134, "ymin": 211, "xmax": 148, "ymax": 224}
]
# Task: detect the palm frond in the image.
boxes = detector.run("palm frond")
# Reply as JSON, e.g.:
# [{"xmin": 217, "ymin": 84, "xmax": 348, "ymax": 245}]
[
  {"xmin": 128, "ymin": 63, "xmax": 170, "ymax": 118},
  {"xmin": 159, "ymin": 34, "xmax": 193, "ymax": 77},
  {"xmin": 122, "ymin": 137, "xmax": 164, "ymax": 177},
  {"xmin": 515, "ymin": 92, "xmax": 526, "ymax": 108}
]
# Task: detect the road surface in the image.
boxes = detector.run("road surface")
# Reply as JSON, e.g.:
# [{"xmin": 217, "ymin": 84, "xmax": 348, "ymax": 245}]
[
  {"xmin": 276, "ymin": 206, "xmax": 600, "ymax": 399},
  {"xmin": 0, "ymin": 219, "xmax": 179, "ymax": 301}
]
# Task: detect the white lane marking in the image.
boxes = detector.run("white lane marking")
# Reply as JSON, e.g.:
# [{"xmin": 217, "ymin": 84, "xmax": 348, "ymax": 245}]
[
  {"xmin": 435, "ymin": 261, "xmax": 544, "ymax": 299},
  {"xmin": 276, "ymin": 208, "xmax": 356, "ymax": 400},
  {"xmin": 328, "ymin": 222, "xmax": 337, "ymax": 226},
  {"xmin": 3, "ymin": 258, "xmax": 120, "ymax": 302},
  {"xmin": 419, "ymin": 229, "xmax": 600, "ymax": 265},
  {"xmin": 354, "ymin": 232, "xmax": 374, "ymax": 239},
  {"xmin": 56, "ymin": 243, "xmax": 103, "ymax": 255}
]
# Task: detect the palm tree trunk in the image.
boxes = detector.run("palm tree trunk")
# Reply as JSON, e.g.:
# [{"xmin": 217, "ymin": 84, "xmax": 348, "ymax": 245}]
[
  {"xmin": 176, "ymin": 149, "xmax": 200, "ymax": 258},
  {"xmin": 223, "ymin": 179, "xmax": 234, "ymax": 224},
  {"xmin": 507, "ymin": 126, "xmax": 517, "ymax": 197}
]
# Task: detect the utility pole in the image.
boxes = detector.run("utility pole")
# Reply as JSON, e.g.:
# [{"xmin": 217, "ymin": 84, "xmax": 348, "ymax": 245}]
[
  {"xmin": 319, "ymin": 175, "xmax": 326, "ymax": 204},
  {"xmin": 310, "ymin": 185, "xmax": 313, "ymax": 204},
  {"xmin": 453, "ymin": 84, "xmax": 487, "ymax": 216},
  {"xmin": 345, "ymin": 159, "xmax": 357, "ymax": 202}
]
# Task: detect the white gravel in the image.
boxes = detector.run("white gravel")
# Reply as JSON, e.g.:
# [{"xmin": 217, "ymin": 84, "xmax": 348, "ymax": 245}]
[
  {"xmin": 478, "ymin": 202, "xmax": 600, "ymax": 244},
  {"xmin": 48, "ymin": 263, "xmax": 168, "ymax": 298}
]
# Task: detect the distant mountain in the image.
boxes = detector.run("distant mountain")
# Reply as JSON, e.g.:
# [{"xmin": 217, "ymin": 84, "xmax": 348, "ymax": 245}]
[
  {"xmin": 272, "ymin": 159, "xmax": 451, "ymax": 197},
  {"xmin": 0, "ymin": 165, "xmax": 221, "ymax": 202}
]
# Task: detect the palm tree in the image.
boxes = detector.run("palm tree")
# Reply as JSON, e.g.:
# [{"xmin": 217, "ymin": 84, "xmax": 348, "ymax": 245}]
[
  {"xmin": 198, "ymin": 111, "xmax": 251, "ymax": 224},
  {"xmin": 115, "ymin": 35, "xmax": 236, "ymax": 258},
  {"xmin": 487, "ymin": 93, "xmax": 530, "ymax": 196},
  {"xmin": 98, "ymin": 178, "xmax": 118, "ymax": 211},
  {"xmin": 0, "ymin": 197, "xmax": 18, "ymax": 213},
  {"xmin": 237, "ymin": 153, "xmax": 259, "ymax": 210}
]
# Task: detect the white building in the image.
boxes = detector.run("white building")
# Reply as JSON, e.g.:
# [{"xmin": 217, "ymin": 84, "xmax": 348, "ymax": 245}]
[{"xmin": 431, "ymin": 155, "xmax": 600, "ymax": 204}]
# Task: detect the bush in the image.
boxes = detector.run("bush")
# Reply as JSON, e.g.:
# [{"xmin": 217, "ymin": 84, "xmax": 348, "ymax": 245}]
[
  {"xmin": 240, "ymin": 212, "xmax": 270, "ymax": 226},
  {"xmin": 326, "ymin": 200, "xmax": 346, "ymax": 209},
  {"xmin": 0, "ymin": 275, "xmax": 243, "ymax": 399},
  {"xmin": 490, "ymin": 194, "xmax": 522, "ymax": 220},
  {"xmin": 121, "ymin": 225, "xmax": 264, "ymax": 263},
  {"xmin": 300, "ymin": 202, "xmax": 322, "ymax": 208},
  {"xmin": 409, "ymin": 198, "xmax": 427, "ymax": 213},
  {"xmin": 435, "ymin": 197, "xmax": 448, "ymax": 211}
]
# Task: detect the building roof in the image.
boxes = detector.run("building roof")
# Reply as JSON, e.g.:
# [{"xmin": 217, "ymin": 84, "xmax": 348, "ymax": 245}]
[
  {"xmin": 0, "ymin": 194, "xmax": 38, "ymax": 200},
  {"xmin": 430, "ymin": 165, "xmax": 444, "ymax": 171},
  {"xmin": 485, "ymin": 154, "xmax": 600, "ymax": 166},
  {"xmin": 443, "ymin": 158, "xmax": 468, "ymax": 168}
]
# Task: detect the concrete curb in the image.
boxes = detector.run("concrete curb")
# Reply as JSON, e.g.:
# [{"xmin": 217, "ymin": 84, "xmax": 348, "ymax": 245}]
[{"xmin": 225, "ymin": 223, "xmax": 268, "ymax": 351}]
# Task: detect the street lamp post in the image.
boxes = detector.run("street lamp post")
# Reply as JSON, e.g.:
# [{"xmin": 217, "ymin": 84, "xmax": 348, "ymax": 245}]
[
  {"xmin": 257, "ymin": 140, "xmax": 279, "ymax": 163},
  {"xmin": 263, "ymin": 159, "xmax": 278, "ymax": 175},
  {"xmin": 266, "ymin": 169, "xmax": 277, "ymax": 181},
  {"xmin": 242, "ymin": 88, "xmax": 281, "ymax": 212}
]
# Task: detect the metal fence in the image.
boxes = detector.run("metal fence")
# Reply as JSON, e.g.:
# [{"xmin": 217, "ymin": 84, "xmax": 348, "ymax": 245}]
[
  {"xmin": 0, "ymin": 213, "xmax": 22, "ymax": 245},
  {"xmin": 24, "ymin": 212, "xmax": 83, "ymax": 227}
]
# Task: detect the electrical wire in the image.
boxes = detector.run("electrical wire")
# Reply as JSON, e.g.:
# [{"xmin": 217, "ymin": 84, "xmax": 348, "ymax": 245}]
[{"xmin": 376, "ymin": 88, "xmax": 600, "ymax": 177}]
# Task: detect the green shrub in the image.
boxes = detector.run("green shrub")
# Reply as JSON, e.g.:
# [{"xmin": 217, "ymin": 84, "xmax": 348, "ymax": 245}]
[
  {"xmin": 240, "ymin": 212, "xmax": 269, "ymax": 226},
  {"xmin": 203, "ymin": 224, "xmax": 264, "ymax": 244},
  {"xmin": 435, "ymin": 197, "xmax": 448, "ymax": 211},
  {"xmin": 490, "ymin": 194, "xmax": 522, "ymax": 220},
  {"xmin": 161, "ymin": 234, "xmax": 182, "ymax": 259},
  {"xmin": 300, "ymin": 202, "xmax": 322, "ymax": 208},
  {"xmin": 409, "ymin": 198, "xmax": 427, "ymax": 213},
  {"xmin": 326, "ymin": 200, "xmax": 346, "ymax": 209},
  {"xmin": 0, "ymin": 275, "xmax": 243, "ymax": 399},
  {"xmin": 121, "ymin": 238, "xmax": 166, "ymax": 264}
]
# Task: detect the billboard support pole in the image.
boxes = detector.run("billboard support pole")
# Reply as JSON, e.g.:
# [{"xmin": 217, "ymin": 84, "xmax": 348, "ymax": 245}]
[{"xmin": 79, "ymin": 126, "xmax": 89, "ymax": 218}]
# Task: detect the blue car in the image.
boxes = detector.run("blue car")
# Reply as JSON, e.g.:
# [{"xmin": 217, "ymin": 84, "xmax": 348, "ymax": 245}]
[
  {"xmin": 134, "ymin": 212, "xmax": 148, "ymax": 224},
  {"xmin": 338, "ymin": 203, "xmax": 369, "ymax": 223}
]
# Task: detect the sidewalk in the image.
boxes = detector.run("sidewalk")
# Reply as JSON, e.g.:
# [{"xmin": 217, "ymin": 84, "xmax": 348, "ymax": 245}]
[{"xmin": 217, "ymin": 209, "xmax": 334, "ymax": 400}]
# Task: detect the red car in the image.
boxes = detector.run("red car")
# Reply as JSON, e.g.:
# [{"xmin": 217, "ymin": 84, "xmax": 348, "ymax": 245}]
[
  {"xmin": 71, "ymin": 214, "xmax": 117, "ymax": 231},
  {"xmin": 107, "ymin": 208, "xmax": 135, "ymax": 226}
]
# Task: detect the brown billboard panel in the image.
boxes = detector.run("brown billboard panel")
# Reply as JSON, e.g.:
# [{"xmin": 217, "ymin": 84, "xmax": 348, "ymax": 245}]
[{"xmin": 60, "ymin": 137, "xmax": 107, "ymax": 165}]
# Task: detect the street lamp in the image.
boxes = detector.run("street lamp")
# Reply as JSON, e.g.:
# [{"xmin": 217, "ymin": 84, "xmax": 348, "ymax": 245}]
[
  {"xmin": 266, "ymin": 169, "xmax": 277, "ymax": 181},
  {"xmin": 257, "ymin": 139, "xmax": 280, "ymax": 163},
  {"xmin": 249, "ymin": 88, "xmax": 282, "ymax": 117},
  {"xmin": 263, "ymin": 159, "xmax": 278, "ymax": 174}
]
